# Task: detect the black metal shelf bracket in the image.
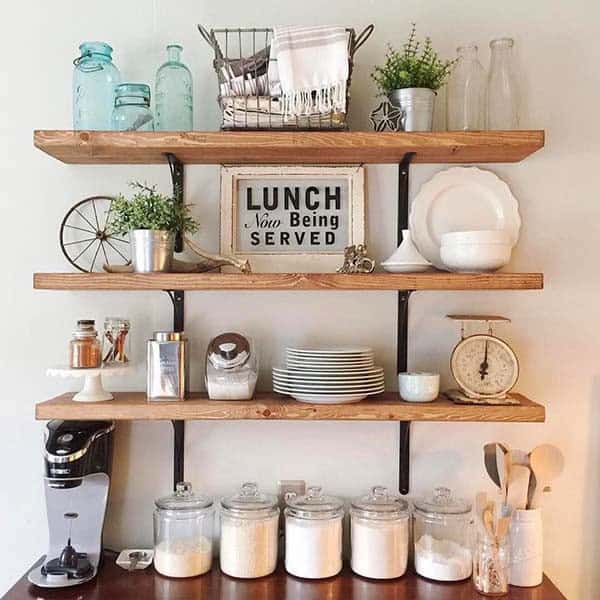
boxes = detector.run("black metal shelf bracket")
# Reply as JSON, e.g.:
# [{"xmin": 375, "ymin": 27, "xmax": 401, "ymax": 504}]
[
  {"xmin": 165, "ymin": 152, "xmax": 186, "ymax": 490},
  {"xmin": 397, "ymin": 152, "xmax": 416, "ymax": 495}
]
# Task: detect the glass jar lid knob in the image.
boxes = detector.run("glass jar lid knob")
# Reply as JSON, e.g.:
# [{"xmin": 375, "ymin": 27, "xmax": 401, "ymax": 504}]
[
  {"xmin": 175, "ymin": 481, "xmax": 193, "ymax": 497},
  {"xmin": 433, "ymin": 486, "xmax": 452, "ymax": 505}
]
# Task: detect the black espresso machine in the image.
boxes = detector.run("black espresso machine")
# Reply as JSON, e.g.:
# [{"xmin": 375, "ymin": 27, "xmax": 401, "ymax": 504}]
[{"xmin": 28, "ymin": 420, "xmax": 114, "ymax": 588}]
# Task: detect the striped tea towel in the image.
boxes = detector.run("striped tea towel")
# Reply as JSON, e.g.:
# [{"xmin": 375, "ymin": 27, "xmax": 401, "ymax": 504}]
[{"xmin": 268, "ymin": 25, "xmax": 349, "ymax": 117}]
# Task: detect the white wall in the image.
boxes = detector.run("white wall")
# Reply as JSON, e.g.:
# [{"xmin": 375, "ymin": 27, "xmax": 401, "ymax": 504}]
[{"xmin": 1, "ymin": 1, "xmax": 599, "ymax": 597}]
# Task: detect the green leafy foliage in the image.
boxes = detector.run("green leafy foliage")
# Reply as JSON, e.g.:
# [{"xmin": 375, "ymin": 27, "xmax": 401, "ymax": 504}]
[
  {"xmin": 109, "ymin": 181, "xmax": 199, "ymax": 235},
  {"xmin": 372, "ymin": 24, "xmax": 457, "ymax": 94}
]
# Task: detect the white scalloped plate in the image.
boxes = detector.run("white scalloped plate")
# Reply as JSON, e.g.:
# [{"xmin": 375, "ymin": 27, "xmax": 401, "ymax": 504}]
[{"xmin": 409, "ymin": 167, "xmax": 521, "ymax": 270}]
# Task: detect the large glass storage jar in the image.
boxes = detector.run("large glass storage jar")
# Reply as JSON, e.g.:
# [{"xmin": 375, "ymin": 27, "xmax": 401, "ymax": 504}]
[
  {"xmin": 73, "ymin": 41, "xmax": 121, "ymax": 130},
  {"xmin": 413, "ymin": 487, "xmax": 472, "ymax": 581},
  {"xmin": 112, "ymin": 83, "xmax": 154, "ymax": 131},
  {"xmin": 350, "ymin": 486, "xmax": 409, "ymax": 579},
  {"xmin": 153, "ymin": 482, "xmax": 214, "ymax": 578},
  {"xmin": 220, "ymin": 482, "xmax": 279, "ymax": 578},
  {"xmin": 284, "ymin": 486, "xmax": 344, "ymax": 579}
]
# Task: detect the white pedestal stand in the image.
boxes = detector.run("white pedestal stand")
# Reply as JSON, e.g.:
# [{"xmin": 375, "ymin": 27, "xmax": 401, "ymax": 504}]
[{"xmin": 46, "ymin": 365, "xmax": 131, "ymax": 402}]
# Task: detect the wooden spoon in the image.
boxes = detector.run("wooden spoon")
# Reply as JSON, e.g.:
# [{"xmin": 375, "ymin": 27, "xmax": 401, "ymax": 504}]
[
  {"xmin": 484, "ymin": 443, "xmax": 502, "ymax": 489},
  {"xmin": 496, "ymin": 444, "xmax": 511, "ymax": 505},
  {"xmin": 529, "ymin": 444, "xmax": 564, "ymax": 508},
  {"xmin": 510, "ymin": 448, "xmax": 530, "ymax": 467}
]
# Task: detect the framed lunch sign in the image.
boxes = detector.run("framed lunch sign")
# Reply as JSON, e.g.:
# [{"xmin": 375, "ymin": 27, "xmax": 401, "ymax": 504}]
[{"xmin": 220, "ymin": 165, "xmax": 366, "ymax": 272}]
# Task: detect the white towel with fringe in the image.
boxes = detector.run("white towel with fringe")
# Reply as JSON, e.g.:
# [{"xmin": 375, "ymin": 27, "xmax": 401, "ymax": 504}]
[{"xmin": 268, "ymin": 25, "xmax": 348, "ymax": 117}]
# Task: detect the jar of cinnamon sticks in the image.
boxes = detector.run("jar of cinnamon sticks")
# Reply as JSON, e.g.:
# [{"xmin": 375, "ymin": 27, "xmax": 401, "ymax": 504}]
[{"xmin": 102, "ymin": 317, "xmax": 130, "ymax": 365}]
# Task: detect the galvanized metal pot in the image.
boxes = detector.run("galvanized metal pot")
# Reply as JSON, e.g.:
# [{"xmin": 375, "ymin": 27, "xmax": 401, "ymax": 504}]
[
  {"xmin": 389, "ymin": 88, "xmax": 436, "ymax": 132},
  {"xmin": 129, "ymin": 229, "xmax": 174, "ymax": 272}
]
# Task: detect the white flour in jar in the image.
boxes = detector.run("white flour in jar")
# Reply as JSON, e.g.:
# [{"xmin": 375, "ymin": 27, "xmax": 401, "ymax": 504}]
[
  {"xmin": 285, "ymin": 517, "xmax": 342, "ymax": 579},
  {"xmin": 154, "ymin": 537, "xmax": 213, "ymax": 577},
  {"xmin": 351, "ymin": 517, "xmax": 408, "ymax": 579},
  {"xmin": 414, "ymin": 534, "xmax": 472, "ymax": 581},
  {"xmin": 220, "ymin": 514, "xmax": 278, "ymax": 578}
]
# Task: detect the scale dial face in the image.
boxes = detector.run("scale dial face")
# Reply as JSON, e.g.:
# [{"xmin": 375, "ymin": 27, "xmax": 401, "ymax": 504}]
[{"xmin": 450, "ymin": 334, "xmax": 519, "ymax": 398}]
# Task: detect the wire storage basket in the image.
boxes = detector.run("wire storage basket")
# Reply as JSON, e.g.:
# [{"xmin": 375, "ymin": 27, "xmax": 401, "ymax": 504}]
[{"xmin": 198, "ymin": 25, "xmax": 374, "ymax": 130}]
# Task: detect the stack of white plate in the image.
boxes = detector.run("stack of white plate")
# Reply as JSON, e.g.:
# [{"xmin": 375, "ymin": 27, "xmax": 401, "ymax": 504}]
[{"xmin": 273, "ymin": 347, "xmax": 385, "ymax": 404}]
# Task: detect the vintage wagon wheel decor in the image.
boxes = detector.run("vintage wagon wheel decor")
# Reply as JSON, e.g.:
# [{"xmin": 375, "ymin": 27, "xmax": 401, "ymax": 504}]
[{"xmin": 60, "ymin": 196, "xmax": 130, "ymax": 272}]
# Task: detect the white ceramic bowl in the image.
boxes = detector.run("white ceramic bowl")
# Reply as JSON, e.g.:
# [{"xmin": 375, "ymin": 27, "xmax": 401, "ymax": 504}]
[
  {"xmin": 440, "ymin": 231, "xmax": 512, "ymax": 272},
  {"xmin": 398, "ymin": 372, "xmax": 440, "ymax": 403},
  {"xmin": 441, "ymin": 230, "xmax": 511, "ymax": 245}
]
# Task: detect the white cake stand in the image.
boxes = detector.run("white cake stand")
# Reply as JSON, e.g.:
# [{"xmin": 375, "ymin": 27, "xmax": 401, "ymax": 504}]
[{"xmin": 46, "ymin": 364, "xmax": 131, "ymax": 402}]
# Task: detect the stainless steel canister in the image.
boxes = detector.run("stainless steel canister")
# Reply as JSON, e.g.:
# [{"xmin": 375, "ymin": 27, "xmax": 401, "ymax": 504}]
[
  {"xmin": 389, "ymin": 88, "xmax": 435, "ymax": 132},
  {"xmin": 130, "ymin": 229, "xmax": 174, "ymax": 272},
  {"xmin": 147, "ymin": 331, "xmax": 189, "ymax": 400}
]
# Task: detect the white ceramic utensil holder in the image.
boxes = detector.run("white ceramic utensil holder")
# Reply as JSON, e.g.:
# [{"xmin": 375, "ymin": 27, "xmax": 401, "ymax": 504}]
[
  {"xmin": 46, "ymin": 365, "xmax": 131, "ymax": 402},
  {"xmin": 509, "ymin": 508, "xmax": 543, "ymax": 587}
]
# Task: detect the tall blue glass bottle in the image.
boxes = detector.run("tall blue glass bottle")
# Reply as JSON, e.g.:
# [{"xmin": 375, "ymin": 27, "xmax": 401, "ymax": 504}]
[
  {"xmin": 155, "ymin": 45, "xmax": 193, "ymax": 131},
  {"xmin": 73, "ymin": 42, "xmax": 121, "ymax": 130}
]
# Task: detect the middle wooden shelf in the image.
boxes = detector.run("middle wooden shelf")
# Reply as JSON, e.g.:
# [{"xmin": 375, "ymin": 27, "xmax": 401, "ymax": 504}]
[
  {"xmin": 36, "ymin": 392, "xmax": 545, "ymax": 422},
  {"xmin": 33, "ymin": 271, "xmax": 544, "ymax": 291}
]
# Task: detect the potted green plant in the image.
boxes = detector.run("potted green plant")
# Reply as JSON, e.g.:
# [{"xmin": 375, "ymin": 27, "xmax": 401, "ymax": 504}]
[
  {"xmin": 372, "ymin": 24, "xmax": 456, "ymax": 131},
  {"xmin": 110, "ymin": 182, "xmax": 199, "ymax": 272}
]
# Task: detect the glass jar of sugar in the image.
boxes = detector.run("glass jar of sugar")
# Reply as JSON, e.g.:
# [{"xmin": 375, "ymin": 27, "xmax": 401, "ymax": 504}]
[
  {"xmin": 153, "ymin": 482, "xmax": 214, "ymax": 578},
  {"xmin": 413, "ymin": 486, "xmax": 473, "ymax": 582},
  {"xmin": 350, "ymin": 486, "xmax": 409, "ymax": 579},
  {"xmin": 284, "ymin": 486, "xmax": 344, "ymax": 579},
  {"xmin": 220, "ymin": 482, "xmax": 279, "ymax": 578}
]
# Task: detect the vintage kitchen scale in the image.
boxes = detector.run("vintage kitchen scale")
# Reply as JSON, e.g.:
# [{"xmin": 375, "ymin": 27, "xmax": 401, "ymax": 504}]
[{"xmin": 446, "ymin": 315, "xmax": 520, "ymax": 405}]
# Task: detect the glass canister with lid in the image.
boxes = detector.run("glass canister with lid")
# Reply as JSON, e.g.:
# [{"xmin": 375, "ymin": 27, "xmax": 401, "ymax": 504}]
[
  {"xmin": 153, "ymin": 482, "xmax": 214, "ymax": 578},
  {"xmin": 69, "ymin": 319, "xmax": 102, "ymax": 368},
  {"xmin": 413, "ymin": 486, "xmax": 473, "ymax": 581},
  {"xmin": 220, "ymin": 482, "xmax": 279, "ymax": 578},
  {"xmin": 112, "ymin": 83, "xmax": 154, "ymax": 131},
  {"xmin": 284, "ymin": 485, "xmax": 344, "ymax": 579},
  {"xmin": 206, "ymin": 332, "xmax": 258, "ymax": 400},
  {"xmin": 350, "ymin": 485, "xmax": 409, "ymax": 579}
]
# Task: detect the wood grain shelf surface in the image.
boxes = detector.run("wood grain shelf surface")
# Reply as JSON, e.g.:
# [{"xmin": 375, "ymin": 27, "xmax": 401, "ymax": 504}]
[
  {"xmin": 36, "ymin": 392, "xmax": 545, "ymax": 422},
  {"xmin": 34, "ymin": 272, "xmax": 544, "ymax": 291},
  {"xmin": 33, "ymin": 130, "xmax": 545, "ymax": 165},
  {"xmin": 6, "ymin": 552, "xmax": 565, "ymax": 600}
]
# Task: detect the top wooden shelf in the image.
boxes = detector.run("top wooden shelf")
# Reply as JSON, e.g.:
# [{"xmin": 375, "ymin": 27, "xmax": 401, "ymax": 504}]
[{"xmin": 33, "ymin": 130, "xmax": 545, "ymax": 165}]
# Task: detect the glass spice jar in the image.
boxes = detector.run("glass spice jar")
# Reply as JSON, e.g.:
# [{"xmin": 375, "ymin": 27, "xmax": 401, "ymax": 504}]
[
  {"xmin": 103, "ymin": 317, "xmax": 130, "ymax": 365},
  {"xmin": 69, "ymin": 320, "xmax": 102, "ymax": 368},
  {"xmin": 112, "ymin": 83, "xmax": 154, "ymax": 131}
]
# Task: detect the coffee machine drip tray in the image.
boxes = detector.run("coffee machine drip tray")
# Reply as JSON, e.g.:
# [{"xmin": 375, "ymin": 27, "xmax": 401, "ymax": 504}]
[{"xmin": 42, "ymin": 545, "xmax": 94, "ymax": 582}]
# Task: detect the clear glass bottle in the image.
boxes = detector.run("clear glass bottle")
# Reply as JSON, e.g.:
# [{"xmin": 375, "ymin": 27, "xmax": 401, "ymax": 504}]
[
  {"xmin": 350, "ymin": 486, "xmax": 409, "ymax": 579},
  {"xmin": 153, "ymin": 482, "xmax": 214, "ymax": 578},
  {"xmin": 220, "ymin": 482, "xmax": 279, "ymax": 578},
  {"xmin": 284, "ymin": 485, "xmax": 344, "ymax": 579},
  {"xmin": 102, "ymin": 317, "xmax": 130, "ymax": 365},
  {"xmin": 413, "ymin": 487, "xmax": 473, "ymax": 581},
  {"xmin": 473, "ymin": 533, "xmax": 510, "ymax": 596},
  {"xmin": 487, "ymin": 38, "xmax": 519, "ymax": 129},
  {"xmin": 447, "ymin": 45, "xmax": 486, "ymax": 131},
  {"xmin": 69, "ymin": 319, "xmax": 102, "ymax": 369},
  {"xmin": 73, "ymin": 42, "xmax": 121, "ymax": 130},
  {"xmin": 112, "ymin": 83, "xmax": 154, "ymax": 131},
  {"xmin": 155, "ymin": 44, "xmax": 193, "ymax": 131}
]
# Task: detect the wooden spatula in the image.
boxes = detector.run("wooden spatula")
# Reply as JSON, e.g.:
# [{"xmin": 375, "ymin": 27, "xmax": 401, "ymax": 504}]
[{"xmin": 506, "ymin": 464, "xmax": 531, "ymax": 510}]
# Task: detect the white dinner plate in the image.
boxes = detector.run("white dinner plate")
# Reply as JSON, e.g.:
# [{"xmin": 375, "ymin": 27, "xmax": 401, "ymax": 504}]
[
  {"xmin": 274, "ymin": 366, "xmax": 384, "ymax": 375},
  {"xmin": 408, "ymin": 167, "xmax": 521, "ymax": 270},
  {"xmin": 274, "ymin": 383, "xmax": 385, "ymax": 393},
  {"xmin": 286, "ymin": 346, "xmax": 373, "ymax": 355},
  {"xmin": 273, "ymin": 373, "xmax": 384, "ymax": 382},
  {"xmin": 285, "ymin": 363, "xmax": 375, "ymax": 371},
  {"xmin": 381, "ymin": 262, "xmax": 432, "ymax": 273}
]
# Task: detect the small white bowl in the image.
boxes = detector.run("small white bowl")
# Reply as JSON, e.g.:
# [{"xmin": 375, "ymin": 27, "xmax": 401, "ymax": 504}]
[
  {"xmin": 440, "ymin": 242, "xmax": 512, "ymax": 272},
  {"xmin": 398, "ymin": 372, "xmax": 440, "ymax": 403}
]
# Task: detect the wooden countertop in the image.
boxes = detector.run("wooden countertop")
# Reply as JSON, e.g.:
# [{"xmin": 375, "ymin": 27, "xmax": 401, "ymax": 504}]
[{"xmin": 6, "ymin": 552, "xmax": 566, "ymax": 600}]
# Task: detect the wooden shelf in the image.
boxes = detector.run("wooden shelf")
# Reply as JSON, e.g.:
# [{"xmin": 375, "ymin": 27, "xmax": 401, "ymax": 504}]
[
  {"xmin": 7, "ymin": 552, "xmax": 565, "ymax": 600},
  {"xmin": 33, "ymin": 130, "xmax": 544, "ymax": 165},
  {"xmin": 36, "ymin": 392, "xmax": 545, "ymax": 422},
  {"xmin": 34, "ymin": 272, "xmax": 544, "ymax": 291}
]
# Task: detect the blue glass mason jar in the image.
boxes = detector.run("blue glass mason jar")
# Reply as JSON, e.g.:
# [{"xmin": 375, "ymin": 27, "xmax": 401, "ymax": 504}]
[
  {"xmin": 112, "ymin": 84, "xmax": 155, "ymax": 131},
  {"xmin": 73, "ymin": 42, "xmax": 121, "ymax": 130},
  {"xmin": 155, "ymin": 44, "xmax": 193, "ymax": 131}
]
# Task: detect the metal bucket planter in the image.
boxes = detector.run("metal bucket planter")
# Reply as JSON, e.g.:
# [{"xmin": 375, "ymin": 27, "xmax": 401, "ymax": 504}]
[
  {"xmin": 129, "ymin": 230, "xmax": 174, "ymax": 272},
  {"xmin": 389, "ymin": 88, "xmax": 436, "ymax": 132}
]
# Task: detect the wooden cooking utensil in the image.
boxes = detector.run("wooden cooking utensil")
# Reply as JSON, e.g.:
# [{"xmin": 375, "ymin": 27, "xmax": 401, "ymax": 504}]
[
  {"xmin": 495, "ymin": 516, "xmax": 511, "ymax": 542},
  {"xmin": 496, "ymin": 444, "xmax": 511, "ymax": 505},
  {"xmin": 484, "ymin": 443, "xmax": 502, "ymax": 489},
  {"xmin": 510, "ymin": 448, "xmax": 530, "ymax": 467},
  {"xmin": 529, "ymin": 444, "xmax": 564, "ymax": 508},
  {"xmin": 506, "ymin": 464, "xmax": 531, "ymax": 510}
]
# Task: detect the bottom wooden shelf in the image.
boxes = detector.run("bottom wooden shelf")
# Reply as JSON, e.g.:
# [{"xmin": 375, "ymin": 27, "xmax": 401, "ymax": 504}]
[
  {"xmin": 35, "ymin": 391, "xmax": 545, "ymax": 422},
  {"xmin": 7, "ymin": 552, "xmax": 565, "ymax": 600}
]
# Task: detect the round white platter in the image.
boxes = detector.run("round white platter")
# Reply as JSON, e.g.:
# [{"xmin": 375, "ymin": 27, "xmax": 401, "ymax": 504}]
[{"xmin": 408, "ymin": 167, "xmax": 521, "ymax": 270}]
